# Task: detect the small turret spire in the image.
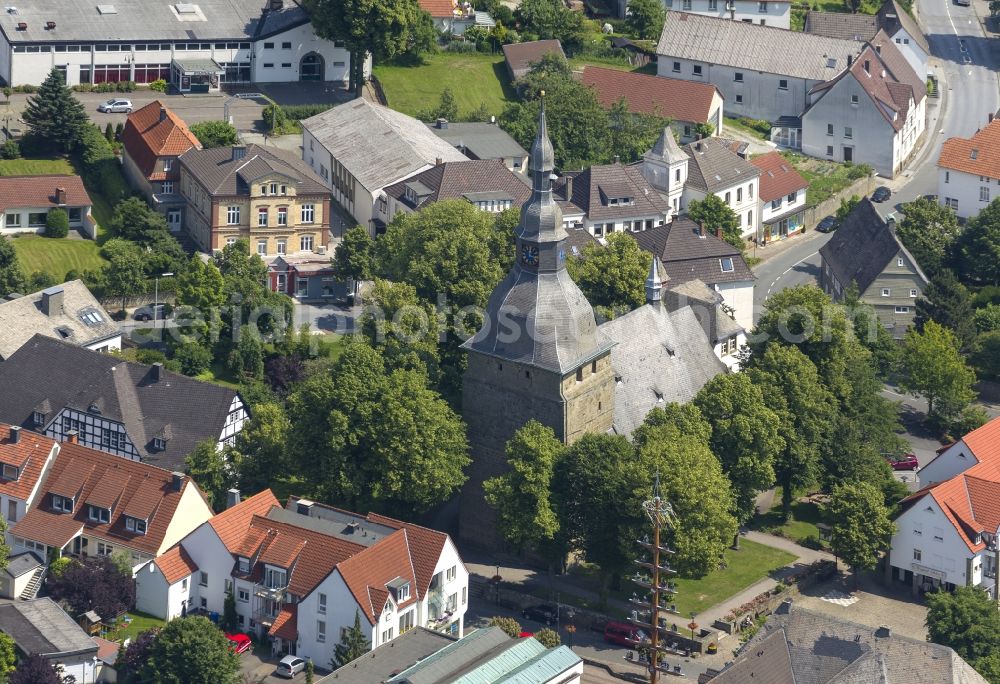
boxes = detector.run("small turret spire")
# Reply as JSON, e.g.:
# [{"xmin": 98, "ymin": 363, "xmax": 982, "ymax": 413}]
[{"xmin": 646, "ymin": 256, "xmax": 664, "ymax": 305}]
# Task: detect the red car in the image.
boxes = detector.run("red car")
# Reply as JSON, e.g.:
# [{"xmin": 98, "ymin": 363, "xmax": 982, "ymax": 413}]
[
  {"xmin": 886, "ymin": 453, "xmax": 919, "ymax": 471},
  {"xmin": 225, "ymin": 632, "xmax": 252, "ymax": 654}
]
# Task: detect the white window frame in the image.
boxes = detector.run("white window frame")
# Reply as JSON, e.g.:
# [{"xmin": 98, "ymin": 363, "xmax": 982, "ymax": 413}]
[
  {"xmin": 88, "ymin": 505, "xmax": 110, "ymax": 523},
  {"xmin": 301, "ymin": 204, "xmax": 314, "ymax": 223},
  {"xmin": 318, "ymin": 593, "xmax": 327, "ymax": 614},
  {"xmin": 277, "ymin": 206, "xmax": 288, "ymax": 226},
  {"xmin": 881, "ymin": 288, "xmax": 890, "ymax": 297},
  {"xmin": 227, "ymin": 206, "xmax": 241, "ymax": 225}
]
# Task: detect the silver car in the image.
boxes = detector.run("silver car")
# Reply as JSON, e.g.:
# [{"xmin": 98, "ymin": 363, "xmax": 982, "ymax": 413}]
[
  {"xmin": 275, "ymin": 655, "xmax": 306, "ymax": 678},
  {"xmin": 97, "ymin": 98, "xmax": 132, "ymax": 113}
]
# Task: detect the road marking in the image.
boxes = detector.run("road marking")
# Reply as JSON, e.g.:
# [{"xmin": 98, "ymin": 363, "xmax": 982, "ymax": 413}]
[{"xmin": 764, "ymin": 249, "xmax": 820, "ymax": 299}]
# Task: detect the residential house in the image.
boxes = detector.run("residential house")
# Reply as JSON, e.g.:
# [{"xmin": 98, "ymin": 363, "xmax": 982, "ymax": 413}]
[
  {"xmin": 0, "ymin": 425, "xmax": 59, "ymax": 527},
  {"xmin": 938, "ymin": 116, "xmax": 1000, "ymax": 219},
  {"xmin": 663, "ymin": 276, "xmax": 745, "ymax": 370},
  {"xmin": 0, "ymin": 598, "xmax": 101, "ymax": 683},
  {"xmin": 918, "ymin": 416, "xmax": 1000, "ymax": 490},
  {"xmin": 178, "ymin": 143, "xmax": 331, "ymax": 258},
  {"xmin": 502, "ymin": 39, "xmax": 565, "ymax": 80},
  {"xmin": 554, "ymin": 162, "xmax": 670, "ymax": 239},
  {"xmin": 631, "ymin": 217, "xmax": 756, "ymax": 333},
  {"xmin": 267, "ymin": 255, "xmax": 343, "ymax": 301},
  {"xmin": 804, "ymin": 0, "xmax": 928, "ymax": 76},
  {"xmin": 418, "ymin": 0, "xmax": 477, "ymax": 33},
  {"xmin": 582, "ymin": 66, "xmax": 725, "ymax": 144},
  {"xmin": 0, "ymin": 0, "xmax": 359, "ymax": 88},
  {"xmin": 638, "ymin": 0, "xmax": 792, "ymax": 28},
  {"xmin": 8, "ymin": 439, "xmax": 212, "ymax": 573},
  {"xmin": 640, "ymin": 127, "xmax": 690, "ymax": 218},
  {"xmin": 656, "ymin": 12, "xmax": 858, "ymax": 124},
  {"xmin": 751, "ymin": 150, "xmax": 808, "ymax": 242},
  {"xmin": 802, "ymin": 35, "xmax": 926, "ymax": 177},
  {"xmin": 136, "ymin": 491, "xmax": 469, "ymax": 664},
  {"xmin": 819, "ymin": 198, "xmax": 929, "ymax": 337},
  {"xmin": 120, "ymin": 101, "xmax": 202, "ymax": 231},
  {"xmin": 383, "ymin": 159, "xmax": 530, "ymax": 220},
  {"xmin": 0, "ymin": 281, "xmax": 120, "ymax": 361},
  {"xmin": 0, "ymin": 175, "xmax": 95, "ymax": 238},
  {"xmin": 427, "ymin": 119, "xmax": 529, "ymax": 172},
  {"xmin": 0, "ymin": 335, "xmax": 248, "ymax": 471},
  {"xmin": 301, "ymin": 99, "xmax": 465, "ymax": 233},
  {"xmin": 707, "ymin": 602, "xmax": 988, "ymax": 683},
  {"xmin": 682, "ymin": 137, "xmax": 761, "ymax": 240}
]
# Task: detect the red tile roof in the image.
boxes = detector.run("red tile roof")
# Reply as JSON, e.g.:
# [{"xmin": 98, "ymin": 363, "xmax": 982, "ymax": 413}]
[
  {"xmin": 939, "ymin": 119, "xmax": 1000, "ymax": 178},
  {"xmin": 367, "ymin": 513, "xmax": 449, "ymax": 598},
  {"xmin": 0, "ymin": 425, "xmax": 57, "ymax": 504},
  {"xmin": 258, "ymin": 532, "xmax": 306, "ymax": 570},
  {"xmin": 121, "ymin": 101, "xmax": 201, "ymax": 181},
  {"xmin": 582, "ymin": 66, "xmax": 721, "ymax": 125},
  {"xmin": 751, "ymin": 151, "xmax": 809, "ymax": 202},
  {"xmin": 269, "ymin": 605, "xmax": 298, "ymax": 641},
  {"xmin": 11, "ymin": 441, "xmax": 205, "ymax": 556},
  {"xmin": 91, "ymin": 637, "xmax": 120, "ymax": 664},
  {"xmin": 154, "ymin": 545, "xmax": 198, "ymax": 585},
  {"xmin": 208, "ymin": 490, "xmax": 280, "ymax": 554},
  {"xmin": 962, "ymin": 415, "xmax": 1000, "ymax": 462},
  {"xmin": 0, "ymin": 176, "xmax": 91, "ymax": 213},
  {"xmin": 337, "ymin": 528, "xmax": 419, "ymax": 625},
  {"xmin": 418, "ymin": 0, "xmax": 456, "ymax": 17}
]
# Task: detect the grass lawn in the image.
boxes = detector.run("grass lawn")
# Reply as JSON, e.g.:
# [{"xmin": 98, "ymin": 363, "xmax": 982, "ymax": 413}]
[
  {"xmin": 723, "ymin": 116, "xmax": 770, "ymax": 141},
  {"xmin": 374, "ymin": 52, "xmax": 515, "ymax": 119},
  {"xmin": 751, "ymin": 487, "xmax": 826, "ymax": 547},
  {"xmin": 779, "ymin": 151, "xmax": 872, "ymax": 206},
  {"xmin": 196, "ymin": 359, "xmax": 241, "ymax": 389},
  {"xmin": 11, "ymin": 233, "xmax": 107, "ymax": 280},
  {"xmin": 0, "ymin": 158, "xmax": 74, "ymax": 176},
  {"xmin": 105, "ymin": 611, "xmax": 166, "ymax": 643}
]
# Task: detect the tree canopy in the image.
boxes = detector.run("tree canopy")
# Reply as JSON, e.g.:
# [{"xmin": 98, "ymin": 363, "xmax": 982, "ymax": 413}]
[
  {"xmin": 914, "ymin": 268, "xmax": 976, "ymax": 351},
  {"xmin": 0, "ymin": 237, "xmax": 25, "ymax": 297},
  {"xmin": 567, "ymin": 231, "xmax": 651, "ymax": 317},
  {"xmin": 827, "ymin": 481, "xmax": 895, "ymax": 579},
  {"xmin": 188, "ymin": 120, "xmax": 239, "ymax": 148},
  {"xmin": 9, "ymin": 655, "xmax": 74, "ymax": 684},
  {"xmin": 626, "ymin": 0, "xmax": 665, "ymax": 39},
  {"xmin": 899, "ymin": 320, "xmax": 977, "ymax": 425},
  {"xmin": 331, "ymin": 225, "xmax": 375, "ymax": 285},
  {"xmin": 687, "ymin": 194, "xmax": 742, "ymax": 250},
  {"xmin": 142, "ymin": 616, "xmax": 240, "ymax": 684},
  {"xmin": 47, "ymin": 555, "xmax": 135, "ymax": 622},
  {"xmin": 926, "ymin": 585, "xmax": 1000, "ymax": 677},
  {"xmin": 896, "ymin": 197, "xmax": 959, "ymax": 277},
  {"xmin": 515, "ymin": 0, "xmax": 587, "ymax": 50},
  {"xmin": 956, "ymin": 197, "xmax": 1000, "ymax": 285},
  {"xmin": 22, "ymin": 68, "xmax": 89, "ymax": 153}
]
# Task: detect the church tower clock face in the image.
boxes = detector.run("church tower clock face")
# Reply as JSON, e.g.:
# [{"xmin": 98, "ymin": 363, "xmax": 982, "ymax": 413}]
[{"xmin": 520, "ymin": 244, "xmax": 539, "ymax": 266}]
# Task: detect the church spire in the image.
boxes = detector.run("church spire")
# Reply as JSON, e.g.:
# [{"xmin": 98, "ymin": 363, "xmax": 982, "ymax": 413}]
[
  {"xmin": 518, "ymin": 92, "xmax": 566, "ymax": 249},
  {"xmin": 530, "ymin": 92, "xmax": 555, "ymax": 192},
  {"xmin": 646, "ymin": 256, "xmax": 664, "ymax": 306}
]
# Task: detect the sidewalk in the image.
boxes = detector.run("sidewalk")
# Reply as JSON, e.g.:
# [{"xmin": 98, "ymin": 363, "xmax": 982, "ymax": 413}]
[{"xmin": 748, "ymin": 223, "xmax": 827, "ymax": 267}]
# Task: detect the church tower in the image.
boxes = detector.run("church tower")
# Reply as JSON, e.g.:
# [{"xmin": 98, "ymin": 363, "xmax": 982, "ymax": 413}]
[
  {"xmin": 459, "ymin": 99, "xmax": 616, "ymax": 546},
  {"xmin": 641, "ymin": 127, "xmax": 688, "ymax": 218}
]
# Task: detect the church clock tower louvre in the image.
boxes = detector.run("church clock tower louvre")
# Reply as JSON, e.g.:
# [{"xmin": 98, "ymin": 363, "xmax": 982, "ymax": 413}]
[{"xmin": 458, "ymin": 96, "xmax": 616, "ymax": 546}]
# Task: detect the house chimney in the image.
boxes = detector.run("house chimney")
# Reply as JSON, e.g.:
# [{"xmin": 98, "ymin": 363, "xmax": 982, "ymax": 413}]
[
  {"xmin": 66, "ymin": 430, "xmax": 78, "ymax": 444},
  {"xmin": 613, "ymin": 154, "xmax": 620, "ymax": 164},
  {"xmin": 875, "ymin": 625, "xmax": 891, "ymax": 638},
  {"xmin": 227, "ymin": 488, "xmax": 241, "ymax": 509},
  {"xmin": 436, "ymin": 118, "xmax": 448, "ymax": 129},
  {"xmin": 171, "ymin": 472, "xmax": 184, "ymax": 491},
  {"xmin": 699, "ymin": 221, "xmax": 706, "ymax": 237},
  {"xmin": 847, "ymin": 54, "xmax": 853, "ymax": 66},
  {"xmin": 863, "ymin": 59, "xmax": 870, "ymax": 74},
  {"xmin": 9, "ymin": 426, "xmax": 20, "ymax": 444},
  {"xmin": 41, "ymin": 286, "xmax": 64, "ymax": 317},
  {"xmin": 55, "ymin": 187, "xmax": 66, "ymax": 205},
  {"xmin": 435, "ymin": 157, "xmax": 443, "ymax": 166},
  {"xmin": 565, "ymin": 174, "xmax": 573, "ymax": 200},
  {"xmin": 695, "ymin": 141, "xmax": 702, "ymax": 152},
  {"xmin": 159, "ymin": 106, "xmax": 167, "ymax": 122},
  {"xmin": 990, "ymin": 113, "xmax": 995, "ymax": 123},
  {"xmin": 775, "ymin": 598, "xmax": 793, "ymax": 615},
  {"xmin": 269, "ymin": 0, "xmax": 284, "ymax": 9},
  {"xmin": 231, "ymin": 144, "xmax": 246, "ymax": 161},
  {"xmin": 715, "ymin": 227, "xmax": 723, "ymax": 239},
  {"xmin": 151, "ymin": 362, "xmax": 163, "ymax": 382}
]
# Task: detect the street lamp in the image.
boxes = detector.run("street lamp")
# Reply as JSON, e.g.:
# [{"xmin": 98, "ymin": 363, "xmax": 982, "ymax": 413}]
[
  {"xmin": 154, "ymin": 272, "xmax": 173, "ymax": 329},
  {"xmin": 492, "ymin": 564, "xmax": 502, "ymax": 607},
  {"xmin": 565, "ymin": 609, "xmax": 576, "ymax": 649}
]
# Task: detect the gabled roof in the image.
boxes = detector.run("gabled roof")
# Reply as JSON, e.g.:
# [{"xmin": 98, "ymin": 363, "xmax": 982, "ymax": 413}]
[
  {"xmin": 877, "ymin": 0, "xmax": 930, "ymax": 54},
  {"xmin": 0, "ymin": 598, "xmax": 96, "ymax": 658},
  {"xmin": 961, "ymin": 415, "xmax": 1000, "ymax": 464},
  {"xmin": 208, "ymin": 490, "xmax": 281, "ymax": 554},
  {"xmin": 269, "ymin": 605, "xmax": 298, "ymax": 641},
  {"xmin": 154, "ymin": 545, "xmax": 199, "ymax": 585},
  {"xmin": 683, "ymin": 138, "xmax": 760, "ymax": 194},
  {"xmin": 179, "ymin": 143, "xmax": 327, "ymax": 197},
  {"xmin": 750, "ymin": 151, "xmax": 808, "ymax": 202},
  {"xmin": 302, "ymin": 99, "xmax": 465, "ymax": 193},
  {"xmin": 657, "ymin": 11, "xmax": 859, "ymax": 81},
  {"xmin": 0, "ymin": 335, "xmax": 243, "ymax": 471},
  {"xmin": 121, "ymin": 101, "xmax": 201, "ymax": 181},
  {"xmin": 581, "ymin": 66, "xmax": 722, "ymax": 124},
  {"xmin": 383, "ymin": 159, "xmax": 530, "ymax": 212},
  {"xmin": 338, "ymin": 528, "xmax": 419, "ymax": 624},
  {"xmin": 366, "ymin": 512, "xmax": 450, "ymax": 598},
  {"xmin": 418, "ymin": 0, "xmax": 458, "ymax": 18},
  {"xmin": 803, "ymin": 10, "xmax": 878, "ymax": 41},
  {"xmin": 317, "ymin": 628, "xmax": 456, "ymax": 683},
  {"xmin": 818, "ymin": 197, "xmax": 928, "ymax": 293},
  {"xmin": 630, "ymin": 218, "xmax": 755, "ymax": 286},
  {"xmin": 0, "ymin": 175, "xmax": 91, "ymax": 214},
  {"xmin": 11, "ymin": 441, "xmax": 202, "ymax": 555},
  {"xmin": 426, "ymin": 121, "xmax": 529, "ymax": 161},
  {"xmin": 0, "ymin": 425, "xmax": 56, "ymax": 504},
  {"xmin": 554, "ymin": 163, "xmax": 669, "ymax": 221},
  {"xmin": 501, "ymin": 39, "xmax": 565, "ymax": 75},
  {"xmin": 646, "ymin": 127, "xmax": 688, "ymax": 165},
  {"xmin": 938, "ymin": 118, "xmax": 1000, "ymax": 178}
]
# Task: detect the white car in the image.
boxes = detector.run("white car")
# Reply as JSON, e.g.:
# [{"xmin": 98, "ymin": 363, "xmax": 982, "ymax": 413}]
[
  {"xmin": 275, "ymin": 655, "xmax": 306, "ymax": 678},
  {"xmin": 97, "ymin": 98, "xmax": 132, "ymax": 113}
]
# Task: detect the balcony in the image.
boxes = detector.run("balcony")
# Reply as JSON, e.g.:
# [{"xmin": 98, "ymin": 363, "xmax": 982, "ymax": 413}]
[
  {"xmin": 427, "ymin": 610, "xmax": 458, "ymax": 633},
  {"xmin": 255, "ymin": 584, "xmax": 286, "ymax": 602}
]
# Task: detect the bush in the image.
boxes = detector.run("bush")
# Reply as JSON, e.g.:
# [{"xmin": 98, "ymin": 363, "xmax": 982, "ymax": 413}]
[
  {"xmin": 149, "ymin": 79, "xmax": 167, "ymax": 93},
  {"xmin": 279, "ymin": 104, "xmax": 335, "ymax": 121},
  {"xmin": 48, "ymin": 557, "xmax": 74, "ymax": 579},
  {"xmin": 489, "ymin": 616, "xmax": 522, "ymax": 638},
  {"xmin": 262, "ymin": 104, "xmax": 287, "ymax": 131},
  {"xmin": 135, "ymin": 348, "xmax": 167, "ymax": 365},
  {"xmin": 534, "ymin": 628, "xmax": 561, "ymax": 648},
  {"xmin": 446, "ymin": 39, "xmax": 480, "ymax": 53},
  {"xmin": 45, "ymin": 208, "xmax": 69, "ymax": 238},
  {"xmin": 173, "ymin": 342, "xmax": 212, "ymax": 376},
  {"xmin": 104, "ymin": 122, "xmax": 114, "ymax": 142},
  {"xmin": 0, "ymin": 139, "xmax": 18, "ymax": 160},
  {"xmin": 737, "ymin": 116, "xmax": 772, "ymax": 136},
  {"xmin": 10, "ymin": 84, "xmax": 37, "ymax": 93}
]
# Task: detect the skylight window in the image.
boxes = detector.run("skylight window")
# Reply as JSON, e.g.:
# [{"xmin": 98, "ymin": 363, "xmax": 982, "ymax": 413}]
[
  {"xmin": 79, "ymin": 309, "xmax": 104, "ymax": 327},
  {"xmin": 96, "ymin": 4, "xmax": 117, "ymax": 14},
  {"xmin": 971, "ymin": 149, "xmax": 979, "ymax": 160},
  {"xmin": 720, "ymin": 257, "xmax": 735, "ymax": 272}
]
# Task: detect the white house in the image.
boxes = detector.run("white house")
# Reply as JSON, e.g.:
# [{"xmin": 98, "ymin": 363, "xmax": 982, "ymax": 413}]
[
  {"xmin": 751, "ymin": 150, "xmax": 809, "ymax": 243},
  {"xmin": 301, "ymin": 99, "xmax": 466, "ymax": 233},
  {"xmin": 554, "ymin": 163, "xmax": 670, "ymax": 239},
  {"xmin": 641, "ymin": 127, "xmax": 690, "ymax": 218},
  {"xmin": 802, "ymin": 36, "xmax": 926, "ymax": 178},
  {"xmin": 938, "ymin": 117, "xmax": 1000, "ymax": 220},
  {"xmin": 682, "ymin": 138, "xmax": 761, "ymax": 240},
  {"xmin": 137, "ymin": 491, "xmax": 469, "ymax": 665},
  {"xmin": 625, "ymin": 0, "xmax": 791, "ymax": 28},
  {"xmin": 918, "ymin": 416, "xmax": 1000, "ymax": 487},
  {"xmin": 0, "ymin": 0, "xmax": 357, "ymax": 89},
  {"xmin": 0, "ymin": 425, "xmax": 58, "ymax": 528},
  {"xmin": 0, "ymin": 175, "xmax": 96, "ymax": 239}
]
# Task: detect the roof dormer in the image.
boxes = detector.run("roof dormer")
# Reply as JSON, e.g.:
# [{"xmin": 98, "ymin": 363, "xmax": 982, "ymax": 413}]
[{"xmin": 387, "ymin": 576, "xmax": 411, "ymax": 603}]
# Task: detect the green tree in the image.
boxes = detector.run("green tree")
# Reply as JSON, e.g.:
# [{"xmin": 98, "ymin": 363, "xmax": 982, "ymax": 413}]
[
  {"xmin": 483, "ymin": 421, "xmax": 561, "ymax": 553},
  {"xmin": 0, "ymin": 237, "xmax": 26, "ymax": 297},
  {"xmin": 489, "ymin": 616, "xmax": 523, "ymax": 639},
  {"xmin": 103, "ymin": 241, "xmax": 148, "ymax": 311},
  {"xmin": 189, "ymin": 120, "xmax": 239, "ymax": 148},
  {"xmin": 215, "ymin": 238, "xmax": 291, "ymax": 336},
  {"xmin": 899, "ymin": 320, "xmax": 977, "ymax": 423},
  {"xmin": 221, "ymin": 590, "xmax": 238, "ymax": 632},
  {"xmin": 974, "ymin": 303, "xmax": 1000, "ymax": 333},
  {"xmin": 45, "ymin": 208, "xmax": 69, "ymax": 238},
  {"xmin": 972, "ymin": 330, "xmax": 1000, "ymax": 380},
  {"xmin": 626, "ymin": 0, "xmax": 665, "ymax": 37},
  {"xmin": 835, "ymin": 194, "xmax": 860, "ymax": 223},
  {"xmin": 956, "ymin": 197, "xmax": 1000, "ymax": 285},
  {"xmin": 515, "ymin": 0, "xmax": 586, "ymax": 50},
  {"xmin": 420, "ymin": 87, "xmax": 458, "ymax": 122},
  {"xmin": 142, "ymin": 616, "xmax": 240, "ymax": 684},
  {"xmin": 693, "ymin": 374, "xmax": 782, "ymax": 543},
  {"xmin": 914, "ymin": 269, "xmax": 976, "ymax": 351},
  {"xmin": 633, "ymin": 404, "xmax": 738, "ymax": 577},
  {"xmin": 104, "ymin": 122, "xmax": 114, "ymax": 142},
  {"xmin": 228, "ymin": 329, "xmax": 265, "ymax": 380},
  {"xmin": 926, "ymin": 585, "xmax": 1000, "ymax": 671},
  {"xmin": 305, "ymin": 659, "xmax": 315, "ymax": 684},
  {"xmin": 827, "ymin": 481, "xmax": 895, "ymax": 581},
  {"xmin": 360, "ymin": 279, "xmax": 441, "ymax": 381},
  {"xmin": 534, "ymin": 628, "xmax": 561, "ymax": 648},
  {"xmin": 566, "ymin": 231, "xmax": 650, "ymax": 316},
  {"xmin": 310, "ymin": 0, "xmax": 435, "ymax": 96},
  {"xmin": 175, "ymin": 256, "xmax": 226, "ymax": 312},
  {"xmin": 185, "ymin": 439, "xmax": 230, "ymax": 511},
  {"xmin": 332, "ymin": 610, "xmax": 370, "ymax": 668},
  {"xmin": 0, "ymin": 632, "xmax": 14, "ymax": 680},
  {"xmin": 22, "ymin": 67, "xmax": 88, "ymax": 153},
  {"xmin": 331, "ymin": 225, "xmax": 374, "ymax": 287},
  {"xmin": 607, "ymin": 98, "xmax": 669, "ymax": 164},
  {"xmin": 231, "ymin": 401, "xmax": 289, "ymax": 493},
  {"xmin": 687, "ymin": 193, "xmax": 742, "ymax": 250},
  {"xmin": 896, "ymin": 197, "xmax": 959, "ymax": 277}
]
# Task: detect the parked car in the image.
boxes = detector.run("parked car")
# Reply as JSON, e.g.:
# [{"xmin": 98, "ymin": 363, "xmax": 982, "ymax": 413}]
[
  {"xmin": 604, "ymin": 621, "xmax": 648, "ymax": 647},
  {"xmin": 133, "ymin": 303, "xmax": 170, "ymax": 321},
  {"xmin": 522, "ymin": 604, "xmax": 559, "ymax": 626},
  {"xmin": 816, "ymin": 216, "xmax": 838, "ymax": 233},
  {"xmin": 871, "ymin": 186, "xmax": 892, "ymax": 203},
  {"xmin": 225, "ymin": 632, "xmax": 252, "ymax": 654},
  {"xmin": 97, "ymin": 98, "xmax": 133, "ymax": 113},
  {"xmin": 275, "ymin": 655, "xmax": 306, "ymax": 678},
  {"xmin": 885, "ymin": 453, "xmax": 919, "ymax": 471}
]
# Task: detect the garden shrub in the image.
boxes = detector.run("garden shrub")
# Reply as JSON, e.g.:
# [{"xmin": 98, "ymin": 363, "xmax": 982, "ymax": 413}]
[
  {"xmin": 45, "ymin": 208, "xmax": 70, "ymax": 238},
  {"xmin": 149, "ymin": 79, "xmax": 168, "ymax": 92}
]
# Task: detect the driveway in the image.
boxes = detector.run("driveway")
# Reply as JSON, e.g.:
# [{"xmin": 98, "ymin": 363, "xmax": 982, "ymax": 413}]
[{"xmin": 240, "ymin": 650, "xmax": 327, "ymax": 684}]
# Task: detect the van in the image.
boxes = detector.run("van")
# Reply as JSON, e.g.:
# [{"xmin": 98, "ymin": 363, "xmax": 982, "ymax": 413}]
[{"xmin": 604, "ymin": 621, "xmax": 648, "ymax": 647}]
